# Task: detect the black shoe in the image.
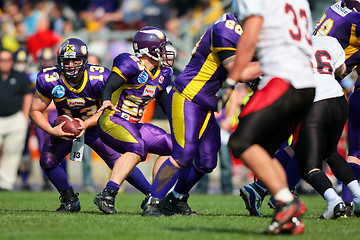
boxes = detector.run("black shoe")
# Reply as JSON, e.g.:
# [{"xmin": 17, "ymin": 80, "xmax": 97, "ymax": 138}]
[
  {"xmin": 140, "ymin": 194, "xmax": 150, "ymax": 210},
  {"xmin": 345, "ymin": 202, "xmax": 353, "ymax": 217},
  {"xmin": 56, "ymin": 187, "xmax": 81, "ymax": 212},
  {"xmin": 142, "ymin": 197, "xmax": 164, "ymax": 217},
  {"xmin": 94, "ymin": 188, "xmax": 118, "ymax": 214},
  {"xmin": 317, "ymin": 202, "xmax": 347, "ymax": 220},
  {"xmin": 161, "ymin": 192, "xmax": 198, "ymax": 216}
]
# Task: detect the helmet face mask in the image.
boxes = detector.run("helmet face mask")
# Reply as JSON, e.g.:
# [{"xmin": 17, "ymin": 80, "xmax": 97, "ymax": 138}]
[
  {"xmin": 57, "ymin": 38, "xmax": 88, "ymax": 78},
  {"xmin": 344, "ymin": 0, "xmax": 360, "ymax": 11},
  {"xmin": 133, "ymin": 26, "xmax": 175, "ymax": 67}
]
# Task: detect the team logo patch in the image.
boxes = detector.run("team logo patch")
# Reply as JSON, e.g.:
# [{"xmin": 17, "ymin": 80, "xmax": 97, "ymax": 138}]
[
  {"xmin": 66, "ymin": 45, "xmax": 75, "ymax": 52},
  {"xmin": 67, "ymin": 98, "xmax": 85, "ymax": 108},
  {"xmin": 142, "ymin": 85, "xmax": 156, "ymax": 98},
  {"xmin": 138, "ymin": 71, "xmax": 149, "ymax": 84},
  {"xmin": 159, "ymin": 76, "xmax": 164, "ymax": 84},
  {"xmin": 51, "ymin": 85, "xmax": 65, "ymax": 98},
  {"xmin": 133, "ymin": 43, "xmax": 138, "ymax": 51}
]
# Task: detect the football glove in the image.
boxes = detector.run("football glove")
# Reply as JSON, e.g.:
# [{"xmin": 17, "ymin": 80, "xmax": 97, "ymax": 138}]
[{"xmin": 215, "ymin": 78, "xmax": 236, "ymax": 112}]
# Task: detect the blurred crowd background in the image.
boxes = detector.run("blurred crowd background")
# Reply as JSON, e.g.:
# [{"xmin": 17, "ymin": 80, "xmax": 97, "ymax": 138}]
[{"xmin": 0, "ymin": 0, "xmax": 345, "ymax": 193}]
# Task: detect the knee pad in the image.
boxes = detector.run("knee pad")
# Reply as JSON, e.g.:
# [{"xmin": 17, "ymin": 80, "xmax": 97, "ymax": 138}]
[
  {"xmin": 40, "ymin": 152, "xmax": 60, "ymax": 169},
  {"xmin": 194, "ymin": 157, "xmax": 218, "ymax": 173}
]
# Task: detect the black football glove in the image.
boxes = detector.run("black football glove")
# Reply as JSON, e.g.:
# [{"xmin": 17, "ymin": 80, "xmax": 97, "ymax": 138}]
[{"xmin": 215, "ymin": 78, "xmax": 236, "ymax": 112}]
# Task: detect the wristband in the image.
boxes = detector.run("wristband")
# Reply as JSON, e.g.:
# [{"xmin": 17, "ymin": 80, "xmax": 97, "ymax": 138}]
[{"xmin": 225, "ymin": 77, "xmax": 236, "ymax": 87}]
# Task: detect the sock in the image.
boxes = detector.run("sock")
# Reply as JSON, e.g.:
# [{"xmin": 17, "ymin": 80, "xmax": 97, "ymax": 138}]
[
  {"xmin": 126, "ymin": 167, "xmax": 151, "ymax": 195},
  {"xmin": 21, "ymin": 171, "xmax": 30, "ymax": 183},
  {"xmin": 285, "ymin": 156, "xmax": 301, "ymax": 190},
  {"xmin": 151, "ymin": 158, "xmax": 182, "ymax": 199},
  {"xmin": 327, "ymin": 153, "xmax": 356, "ymax": 185},
  {"xmin": 273, "ymin": 188, "xmax": 294, "ymax": 203},
  {"xmin": 349, "ymin": 163, "xmax": 360, "ymax": 180},
  {"xmin": 307, "ymin": 170, "xmax": 333, "ymax": 197},
  {"xmin": 347, "ymin": 180, "xmax": 360, "ymax": 204},
  {"xmin": 44, "ymin": 165, "xmax": 71, "ymax": 191},
  {"xmin": 342, "ymin": 184, "xmax": 354, "ymax": 202},
  {"xmin": 106, "ymin": 181, "xmax": 120, "ymax": 192},
  {"xmin": 174, "ymin": 162, "xmax": 205, "ymax": 195}
]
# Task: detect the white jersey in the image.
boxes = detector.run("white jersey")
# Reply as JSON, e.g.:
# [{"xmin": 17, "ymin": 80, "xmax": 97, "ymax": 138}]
[
  {"xmin": 233, "ymin": 0, "xmax": 315, "ymax": 89},
  {"xmin": 310, "ymin": 36, "xmax": 346, "ymax": 102}
]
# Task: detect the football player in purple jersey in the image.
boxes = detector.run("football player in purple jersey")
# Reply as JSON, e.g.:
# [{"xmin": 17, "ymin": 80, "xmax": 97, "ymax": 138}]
[
  {"xmin": 312, "ymin": 0, "xmax": 360, "ymax": 216},
  {"xmin": 29, "ymin": 38, "xmax": 151, "ymax": 212},
  {"xmin": 93, "ymin": 27, "xmax": 175, "ymax": 214},
  {"xmin": 141, "ymin": 14, "xmax": 262, "ymax": 217}
]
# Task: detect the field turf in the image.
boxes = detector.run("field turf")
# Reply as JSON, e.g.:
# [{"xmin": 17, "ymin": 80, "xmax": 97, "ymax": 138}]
[{"xmin": 1, "ymin": 191, "xmax": 359, "ymax": 240}]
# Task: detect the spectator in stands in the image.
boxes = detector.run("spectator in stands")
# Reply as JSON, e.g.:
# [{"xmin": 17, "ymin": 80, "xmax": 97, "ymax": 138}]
[
  {"xmin": 26, "ymin": 15, "xmax": 61, "ymax": 61},
  {"xmin": 142, "ymin": 0, "xmax": 171, "ymax": 30}
]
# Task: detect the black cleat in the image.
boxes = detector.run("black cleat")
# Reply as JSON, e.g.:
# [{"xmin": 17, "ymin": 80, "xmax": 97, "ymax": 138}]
[
  {"xmin": 94, "ymin": 188, "xmax": 118, "ymax": 214},
  {"xmin": 345, "ymin": 202, "xmax": 353, "ymax": 217},
  {"xmin": 161, "ymin": 192, "xmax": 198, "ymax": 216},
  {"xmin": 140, "ymin": 194, "xmax": 150, "ymax": 210},
  {"xmin": 317, "ymin": 202, "xmax": 347, "ymax": 220},
  {"xmin": 56, "ymin": 187, "xmax": 81, "ymax": 212},
  {"xmin": 142, "ymin": 197, "xmax": 164, "ymax": 217}
]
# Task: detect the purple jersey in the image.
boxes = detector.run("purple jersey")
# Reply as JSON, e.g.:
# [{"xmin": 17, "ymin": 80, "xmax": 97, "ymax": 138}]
[
  {"xmin": 36, "ymin": 64, "xmax": 110, "ymax": 120},
  {"xmin": 108, "ymin": 52, "xmax": 172, "ymax": 122},
  {"xmin": 174, "ymin": 13, "xmax": 241, "ymax": 111},
  {"xmin": 313, "ymin": 2, "xmax": 360, "ymax": 83}
]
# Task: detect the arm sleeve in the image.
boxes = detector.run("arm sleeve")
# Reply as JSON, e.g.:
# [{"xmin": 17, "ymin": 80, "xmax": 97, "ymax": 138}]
[
  {"xmin": 155, "ymin": 90, "xmax": 168, "ymax": 116},
  {"xmin": 101, "ymin": 72, "xmax": 126, "ymax": 102},
  {"xmin": 217, "ymin": 50, "xmax": 236, "ymax": 62}
]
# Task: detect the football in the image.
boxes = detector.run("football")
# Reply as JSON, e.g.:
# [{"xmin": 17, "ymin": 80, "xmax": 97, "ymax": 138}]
[{"xmin": 54, "ymin": 115, "xmax": 81, "ymax": 136}]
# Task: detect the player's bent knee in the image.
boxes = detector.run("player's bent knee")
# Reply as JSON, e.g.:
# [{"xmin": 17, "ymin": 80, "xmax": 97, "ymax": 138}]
[{"xmin": 40, "ymin": 154, "xmax": 60, "ymax": 169}]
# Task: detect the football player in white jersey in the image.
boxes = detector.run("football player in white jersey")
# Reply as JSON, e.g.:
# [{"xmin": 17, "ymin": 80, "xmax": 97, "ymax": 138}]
[
  {"xmin": 224, "ymin": 0, "xmax": 315, "ymax": 235},
  {"xmin": 294, "ymin": 35, "xmax": 360, "ymax": 220},
  {"xmin": 239, "ymin": 35, "xmax": 360, "ymax": 220}
]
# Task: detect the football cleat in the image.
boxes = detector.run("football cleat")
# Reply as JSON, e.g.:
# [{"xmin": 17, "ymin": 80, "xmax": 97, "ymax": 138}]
[
  {"xmin": 161, "ymin": 192, "xmax": 198, "ymax": 216},
  {"xmin": 317, "ymin": 201, "xmax": 346, "ymax": 220},
  {"xmin": 345, "ymin": 201, "xmax": 353, "ymax": 217},
  {"xmin": 140, "ymin": 194, "xmax": 150, "ymax": 210},
  {"xmin": 93, "ymin": 188, "xmax": 118, "ymax": 214},
  {"xmin": 265, "ymin": 217, "xmax": 305, "ymax": 235},
  {"xmin": 264, "ymin": 198, "xmax": 306, "ymax": 235},
  {"xmin": 141, "ymin": 197, "xmax": 164, "ymax": 217},
  {"xmin": 56, "ymin": 187, "xmax": 81, "ymax": 213},
  {"xmin": 239, "ymin": 183, "xmax": 266, "ymax": 217}
]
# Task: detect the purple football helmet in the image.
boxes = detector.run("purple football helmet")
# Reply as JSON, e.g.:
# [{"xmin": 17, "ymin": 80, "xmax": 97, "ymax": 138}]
[
  {"xmin": 133, "ymin": 26, "xmax": 175, "ymax": 67},
  {"xmin": 57, "ymin": 38, "xmax": 88, "ymax": 78},
  {"xmin": 344, "ymin": 0, "xmax": 360, "ymax": 11}
]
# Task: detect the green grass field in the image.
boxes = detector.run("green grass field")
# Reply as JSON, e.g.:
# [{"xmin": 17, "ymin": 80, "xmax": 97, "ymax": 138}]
[{"xmin": 1, "ymin": 191, "xmax": 359, "ymax": 240}]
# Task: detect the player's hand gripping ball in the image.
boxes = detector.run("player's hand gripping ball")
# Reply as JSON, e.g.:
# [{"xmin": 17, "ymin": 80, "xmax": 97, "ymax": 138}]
[{"xmin": 54, "ymin": 115, "xmax": 81, "ymax": 136}]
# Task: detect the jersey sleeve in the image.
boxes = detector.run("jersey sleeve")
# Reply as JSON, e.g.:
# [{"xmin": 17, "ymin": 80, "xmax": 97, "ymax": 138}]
[
  {"xmin": 35, "ymin": 71, "xmax": 53, "ymax": 102},
  {"xmin": 111, "ymin": 53, "xmax": 142, "ymax": 84},
  {"xmin": 233, "ymin": 0, "xmax": 265, "ymax": 22},
  {"xmin": 91, "ymin": 66, "xmax": 111, "ymax": 100},
  {"xmin": 331, "ymin": 37, "xmax": 346, "ymax": 70},
  {"xmin": 212, "ymin": 15, "xmax": 240, "ymax": 54}
]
